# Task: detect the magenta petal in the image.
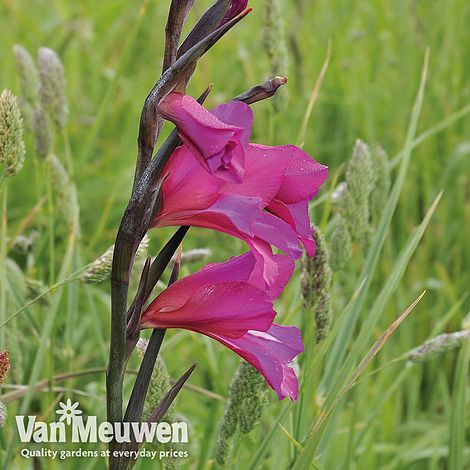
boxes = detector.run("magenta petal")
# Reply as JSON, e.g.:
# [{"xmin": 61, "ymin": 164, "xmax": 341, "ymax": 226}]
[
  {"xmin": 273, "ymin": 145, "xmax": 328, "ymax": 204},
  {"xmin": 156, "ymin": 193, "xmax": 300, "ymax": 283},
  {"xmin": 268, "ymin": 199, "xmax": 316, "ymax": 256},
  {"xmin": 222, "ymin": 144, "xmax": 290, "ymax": 207},
  {"xmin": 159, "ymin": 92, "xmax": 246, "ymax": 182},
  {"xmin": 211, "ymin": 100, "xmax": 253, "ymax": 148},
  {"xmin": 209, "ymin": 324, "xmax": 303, "ymax": 400},
  {"xmin": 251, "ymin": 211, "xmax": 303, "ymax": 259},
  {"xmin": 142, "ymin": 281, "xmax": 275, "ymax": 339},
  {"xmin": 159, "ymin": 146, "xmax": 223, "ymax": 216},
  {"xmin": 141, "ymin": 251, "xmax": 292, "ymax": 314}
]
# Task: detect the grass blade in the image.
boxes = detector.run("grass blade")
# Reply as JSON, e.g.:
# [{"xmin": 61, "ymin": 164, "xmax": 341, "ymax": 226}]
[
  {"xmin": 321, "ymin": 49, "xmax": 430, "ymax": 390},
  {"xmin": 448, "ymin": 338, "xmax": 470, "ymax": 469},
  {"xmin": 292, "ymin": 292, "xmax": 426, "ymax": 468}
]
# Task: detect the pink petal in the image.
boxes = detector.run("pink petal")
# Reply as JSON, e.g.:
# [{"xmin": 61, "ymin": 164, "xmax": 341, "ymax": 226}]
[
  {"xmin": 209, "ymin": 324, "xmax": 303, "ymax": 400},
  {"xmin": 273, "ymin": 145, "xmax": 328, "ymax": 204},
  {"xmin": 268, "ymin": 199, "xmax": 317, "ymax": 256},
  {"xmin": 159, "ymin": 145, "xmax": 223, "ymax": 216},
  {"xmin": 221, "ymin": 144, "xmax": 290, "ymax": 207},
  {"xmin": 141, "ymin": 281, "xmax": 275, "ymax": 339},
  {"xmin": 155, "ymin": 193, "xmax": 301, "ymax": 283},
  {"xmin": 159, "ymin": 93, "xmax": 247, "ymax": 182},
  {"xmin": 211, "ymin": 100, "xmax": 253, "ymax": 148}
]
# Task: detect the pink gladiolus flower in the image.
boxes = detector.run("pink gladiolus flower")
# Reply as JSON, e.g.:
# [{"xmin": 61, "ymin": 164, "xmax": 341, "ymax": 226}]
[
  {"xmin": 140, "ymin": 252, "xmax": 303, "ymax": 400},
  {"xmin": 159, "ymin": 93, "xmax": 249, "ymax": 182},
  {"xmin": 152, "ymin": 99, "xmax": 328, "ymax": 283}
]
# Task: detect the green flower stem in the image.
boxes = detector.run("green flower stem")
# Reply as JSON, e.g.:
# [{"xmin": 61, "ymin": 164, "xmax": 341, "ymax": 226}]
[
  {"xmin": 45, "ymin": 158, "xmax": 56, "ymax": 285},
  {"xmin": 0, "ymin": 183, "xmax": 7, "ymax": 347}
]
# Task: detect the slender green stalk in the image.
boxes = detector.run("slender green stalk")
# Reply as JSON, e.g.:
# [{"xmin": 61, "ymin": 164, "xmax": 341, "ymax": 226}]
[
  {"xmin": 292, "ymin": 293, "xmax": 426, "ymax": 468},
  {"xmin": 321, "ymin": 50, "xmax": 430, "ymax": 390},
  {"xmin": 0, "ymin": 184, "xmax": 7, "ymax": 347},
  {"xmin": 79, "ymin": 1, "xmax": 150, "ymax": 165},
  {"xmin": 448, "ymin": 340, "xmax": 470, "ymax": 469},
  {"xmin": 45, "ymin": 159, "xmax": 56, "ymax": 285},
  {"xmin": 3, "ymin": 217, "xmax": 78, "ymax": 466}
]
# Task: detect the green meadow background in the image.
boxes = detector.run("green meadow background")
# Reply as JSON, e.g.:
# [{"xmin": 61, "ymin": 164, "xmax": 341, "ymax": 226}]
[{"xmin": 1, "ymin": 0, "xmax": 469, "ymax": 468}]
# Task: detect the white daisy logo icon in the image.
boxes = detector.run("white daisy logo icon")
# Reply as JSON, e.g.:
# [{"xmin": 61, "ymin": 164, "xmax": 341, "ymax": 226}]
[{"xmin": 56, "ymin": 399, "xmax": 82, "ymax": 425}]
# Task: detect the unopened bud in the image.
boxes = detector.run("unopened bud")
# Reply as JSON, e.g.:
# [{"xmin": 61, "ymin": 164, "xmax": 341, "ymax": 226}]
[
  {"xmin": 0, "ymin": 90, "xmax": 25, "ymax": 177},
  {"xmin": 234, "ymin": 76, "xmax": 288, "ymax": 105}
]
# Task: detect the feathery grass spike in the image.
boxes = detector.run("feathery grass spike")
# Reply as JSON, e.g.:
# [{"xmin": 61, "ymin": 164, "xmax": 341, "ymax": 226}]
[
  {"xmin": 0, "ymin": 90, "xmax": 25, "ymax": 177},
  {"xmin": 38, "ymin": 47, "xmax": 68, "ymax": 130},
  {"xmin": 13, "ymin": 45, "xmax": 40, "ymax": 107}
]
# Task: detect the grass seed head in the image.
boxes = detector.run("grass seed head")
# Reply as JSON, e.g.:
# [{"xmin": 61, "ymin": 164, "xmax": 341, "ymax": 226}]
[
  {"xmin": 0, "ymin": 350, "xmax": 10, "ymax": 385},
  {"xmin": 216, "ymin": 361, "xmax": 270, "ymax": 464},
  {"xmin": 33, "ymin": 106, "xmax": 53, "ymax": 158},
  {"xmin": 407, "ymin": 331, "xmax": 470, "ymax": 363},
  {"xmin": 0, "ymin": 90, "xmax": 25, "ymax": 177},
  {"xmin": 302, "ymin": 226, "xmax": 333, "ymax": 343},
  {"xmin": 263, "ymin": 0, "xmax": 289, "ymax": 112},
  {"xmin": 13, "ymin": 45, "xmax": 40, "ymax": 107},
  {"xmin": 38, "ymin": 47, "xmax": 68, "ymax": 130},
  {"xmin": 329, "ymin": 215, "xmax": 352, "ymax": 272}
]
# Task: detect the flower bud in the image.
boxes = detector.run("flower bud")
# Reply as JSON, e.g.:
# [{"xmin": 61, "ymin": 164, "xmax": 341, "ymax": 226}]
[
  {"xmin": 406, "ymin": 331, "xmax": 470, "ymax": 363},
  {"xmin": 234, "ymin": 76, "xmax": 288, "ymax": 105},
  {"xmin": 0, "ymin": 90, "xmax": 25, "ymax": 177},
  {"xmin": 38, "ymin": 47, "xmax": 68, "ymax": 130}
]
